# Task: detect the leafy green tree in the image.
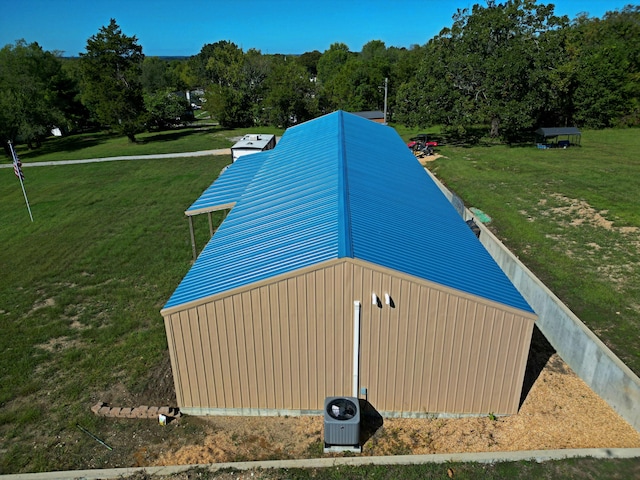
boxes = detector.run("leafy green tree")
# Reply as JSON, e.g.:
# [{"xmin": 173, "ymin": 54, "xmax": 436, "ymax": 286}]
[
  {"xmin": 141, "ymin": 56, "xmax": 184, "ymax": 94},
  {"xmin": 58, "ymin": 58, "xmax": 92, "ymax": 131},
  {"xmin": 296, "ymin": 50, "xmax": 322, "ymax": 76},
  {"xmin": 408, "ymin": 1, "xmax": 568, "ymax": 140},
  {"xmin": 317, "ymin": 41, "xmax": 393, "ymax": 115},
  {"xmin": 79, "ymin": 19, "xmax": 145, "ymax": 142},
  {"xmin": 569, "ymin": 6, "xmax": 640, "ymax": 127},
  {"xmin": 261, "ymin": 58, "xmax": 318, "ymax": 127},
  {"xmin": 0, "ymin": 40, "xmax": 70, "ymax": 148},
  {"xmin": 200, "ymin": 42, "xmax": 267, "ymax": 127},
  {"xmin": 317, "ymin": 43, "xmax": 353, "ymax": 111},
  {"xmin": 144, "ymin": 90, "xmax": 190, "ymax": 130},
  {"xmin": 206, "ymin": 83, "xmax": 253, "ymax": 127}
]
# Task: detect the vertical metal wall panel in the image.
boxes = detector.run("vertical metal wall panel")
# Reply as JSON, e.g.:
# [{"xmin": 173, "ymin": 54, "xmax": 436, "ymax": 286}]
[
  {"xmin": 206, "ymin": 301, "xmax": 224, "ymax": 408},
  {"xmin": 163, "ymin": 259, "xmax": 535, "ymax": 415},
  {"xmin": 482, "ymin": 310, "xmax": 506, "ymax": 412},
  {"xmin": 249, "ymin": 289, "xmax": 265, "ymax": 409},
  {"xmin": 214, "ymin": 298, "xmax": 232, "ymax": 408},
  {"xmin": 164, "ymin": 314, "xmax": 184, "ymax": 407},
  {"xmin": 349, "ymin": 261, "xmax": 536, "ymax": 415},
  {"xmin": 500, "ymin": 314, "xmax": 521, "ymax": 412},
  {"xmin": 175, "ymin": 310, "xmax": 194, "ymax": 408},
  {"xmin": 314, "ymin": 268, "xmax": 327, "ymax": 399},
  {"xmin": 258, "ymin": 285, "xmax": 275, "ymax": 408},
  {"xmin": 421, "ymin": 287, "xmax": 439, "ymax": 409},
  {"xmin": 287, "ymin": 277, "xmax": 301, "ymax": 408},
  {"xmin": 409, "ymin": 283, "xmax": 428, "ymax": 412},
  {"xmin": 198, "ymin": 304, "xmax": 214, "ymax": 407},
  {"xmin": 240, "ymin": 291, "xmax": 256, "ymax": 409},
  {"xmin": 278, "ymin": 280, "xmax": 293, "ymax": 408},
  {"xmin": 298, "ymin": 274, "xmax": 311, "ymax": 408},
  {"xmin": 513, "ymin": 318, "xmax": 534, "ymax": 412},
  {"xmin": 455, "ymin": 301, "xmax": 478, "ymax": 411},
  {"xmin": 269, "ymin": 282, "xmax": 284, "ymax": 409}
]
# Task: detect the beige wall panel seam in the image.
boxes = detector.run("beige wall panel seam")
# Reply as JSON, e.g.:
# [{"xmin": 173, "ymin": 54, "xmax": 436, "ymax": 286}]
[
  {"xmin": 269, "ymin": 283, "xmax": 284, "ymax": 409},
  {"xmin": 177, "ymin": 310, "xmax": 195, "ymax": 407},
  {"xmin": 195, "ymin": 305, "xmax": 211, "ymax": 406},
  {"xmin": 164, "ymin": 315, "xmax": 184, "ymax": 407},
  {"xmin": 259, "ymin": 286, "xmax": 275, "ymax": 409}
]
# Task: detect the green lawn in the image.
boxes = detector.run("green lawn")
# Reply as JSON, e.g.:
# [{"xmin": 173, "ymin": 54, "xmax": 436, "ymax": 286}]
[
  {"xmin": 170, "ymin": 457, "xmax": 640, "ymax": 480},
  {"xmin": 9, "ymin": 122, "xmax": 284, "ymax": 163},
  {"xmin": 0, "ymin": 154, "xmax": 229, "ymax": 472},
  {"xmin": 0, "ymin": 125, "xmax": 638, "ymax": 474}
]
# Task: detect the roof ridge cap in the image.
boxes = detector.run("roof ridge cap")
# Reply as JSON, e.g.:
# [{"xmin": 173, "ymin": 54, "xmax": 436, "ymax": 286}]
[{"xmin": 337, "ymin": 111, "xmax": 354, "ymax": 258}]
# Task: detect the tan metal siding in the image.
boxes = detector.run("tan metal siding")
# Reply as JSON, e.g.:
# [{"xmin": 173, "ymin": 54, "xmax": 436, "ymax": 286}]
[
  {"xmin": 348, "ymin": 261, "xmax": 535, "ymax": 415},
  {"xmin": 163, "ymin": 259, "xmax": 535, "ymax": 416},
  {"xmin": 163, "ymin": 314, "xmax": 183, "ymax": 406}
]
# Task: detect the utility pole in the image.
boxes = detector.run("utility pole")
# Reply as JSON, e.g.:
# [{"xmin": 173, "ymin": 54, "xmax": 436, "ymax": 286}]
[
  {"xmin": 384, "ymin": 77, "xmax": 389, "ymax": 125},
  {"xmin": 383, "ymin": 77, "xmax": 388, "ymax": 125}
]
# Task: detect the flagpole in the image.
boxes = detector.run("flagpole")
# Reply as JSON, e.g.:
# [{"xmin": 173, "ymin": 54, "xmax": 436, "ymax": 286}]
[
  {"xmin": 18, "ymin": 171, "xmax": 34, "ymax": 222},
  {"xmin": 8, "ymin": 141, "xmax": 33, "ymax": 222}
]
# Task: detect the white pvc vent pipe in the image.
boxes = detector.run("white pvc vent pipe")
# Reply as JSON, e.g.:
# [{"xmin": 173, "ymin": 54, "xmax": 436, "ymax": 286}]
[{"xmin": 353, "ymin": 301, "xmax": 361, "ymax": 398}]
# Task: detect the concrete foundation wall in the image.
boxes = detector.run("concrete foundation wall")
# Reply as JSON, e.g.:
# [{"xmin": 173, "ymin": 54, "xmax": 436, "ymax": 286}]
[{"xmin": 426, "ymin": 169, "xmax": 640, "ymax": 432}]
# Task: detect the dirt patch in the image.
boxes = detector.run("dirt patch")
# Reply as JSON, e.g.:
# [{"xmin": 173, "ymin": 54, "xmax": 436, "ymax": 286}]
[
  {"xmin": 415, "ymin": 152, "xmax": 444, "ymax": 165},
  {"xmin": 136, "ymin": 332, "xmax": 640, "ymax": 467},
  {"xmin": 96, "ymin": 352, "xmax": 177, "ymax": 409},
  {"xmin": 36, "ymin": 336, "xmax": 84, "ymax": 353},
  {"xmin": 545, "ymin": 194, "xmax": 614, "ymax": 231},
  {"xmin": 31, "ymin": 297, "xmax": 56, "ymax": 312}
]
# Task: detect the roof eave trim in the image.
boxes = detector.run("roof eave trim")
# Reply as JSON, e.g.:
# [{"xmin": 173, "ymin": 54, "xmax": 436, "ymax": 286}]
[{"xmin": 185, "ymin": 202, "xmax": 236, "ymax": 216}]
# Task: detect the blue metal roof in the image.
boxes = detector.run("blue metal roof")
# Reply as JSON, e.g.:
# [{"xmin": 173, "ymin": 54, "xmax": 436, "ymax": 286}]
[
  {"xmin": 185, "ymin": 153, "xmax": 269, "ymax": 215},
  {"xmin": 163, "ymin": 111, "xmax": 534, "ymax": 314}
]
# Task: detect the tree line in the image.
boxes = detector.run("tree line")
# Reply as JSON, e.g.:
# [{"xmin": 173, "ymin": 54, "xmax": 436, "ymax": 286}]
[{"xmin": 1, "ymin": 0, "xmax": 638, "ymax": 149}]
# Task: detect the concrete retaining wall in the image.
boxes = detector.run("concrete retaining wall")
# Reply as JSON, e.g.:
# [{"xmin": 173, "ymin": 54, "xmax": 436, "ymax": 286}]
[{"xmin": 426, "ymin": 169, "xmax": 640, "ymax": 432}]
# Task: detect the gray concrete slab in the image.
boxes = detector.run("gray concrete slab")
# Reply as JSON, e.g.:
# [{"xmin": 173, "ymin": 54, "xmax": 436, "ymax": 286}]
[{"xmin": 3, "ymin": 448, "xmax": 640, "ymax": 480}]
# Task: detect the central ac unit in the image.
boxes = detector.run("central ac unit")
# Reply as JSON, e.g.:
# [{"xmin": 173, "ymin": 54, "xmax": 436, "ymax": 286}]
[{"xmin": 324, "ymin": 396, "xmax": 361, "ymax": 449}]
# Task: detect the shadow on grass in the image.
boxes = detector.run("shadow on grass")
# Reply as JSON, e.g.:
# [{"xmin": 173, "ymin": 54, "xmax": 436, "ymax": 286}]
[
  {"xmin": 139, "ymin": 125, "xmax": 221, "ymax": 144},
  {"xmin": 15, "ymin": 129, "xmax": 115, "ymax": 159},
  {"xmin": 519, "ymin": 325, "xmax": 556, "ymax": 409}
]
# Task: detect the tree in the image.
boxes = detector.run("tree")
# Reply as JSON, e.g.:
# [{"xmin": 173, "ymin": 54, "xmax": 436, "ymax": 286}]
[
  {"xmin": 317, "ymin": 43, "xmax": 354, "ymax": 111},
  {"xmin": 412, "ymin": 1, "xmax": 569, "ymax": 140},
  {"xmin": 261, "ymin": 58, "xmax": 318, "ymax": 127},
  {"xmin": 141, "ymin": 57, "xmax": 176, "ymax": 94},
  {"xmin": 0, "ymin": 40, "xmax": 70, "ymax": 149},
  {"xmin": 569, "ymin": 6, "xmax": 640, "ymax": 127},
  {"xmin": 296, "ymin": 50, "xmax": 322, "ymax": 77},
  {"xmin": 144, "ymin": 90, "xmax": 190, "ymax": 130},
  {"xmin": 201, "ymin": 42, "xmax": 262, "ymax": 127},
  {"xmin": 79, "ymin": 19, "xmax": 145, "ymax": 142}
]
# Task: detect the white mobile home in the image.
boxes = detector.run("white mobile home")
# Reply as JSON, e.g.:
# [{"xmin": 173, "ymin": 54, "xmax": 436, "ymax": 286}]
[{"xmin": 231, "ymin": 134, "xmax": 276, "ymax": 162}]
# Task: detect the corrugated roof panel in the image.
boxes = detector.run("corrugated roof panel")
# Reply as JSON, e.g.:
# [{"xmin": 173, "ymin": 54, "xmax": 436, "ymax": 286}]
[
  {"xmin": 163, "ymin": 115, "xmax": 346, "ymax": 309},
  {"xmin": 185, "ymin": 153, "xmax": 269, "ymax": 215},
  {"xmin": 339, "ymin": 113, "xmax": 533, "ymax": 312},
  {"xmin": 164, "ymin": 111, "xmax": 534, "ymax": 314}
]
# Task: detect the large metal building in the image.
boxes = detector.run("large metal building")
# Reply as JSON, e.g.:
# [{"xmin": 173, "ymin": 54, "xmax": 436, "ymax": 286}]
[{"xmin": 161, "ymin": 111, "xmax": 537, "ymax": 417}]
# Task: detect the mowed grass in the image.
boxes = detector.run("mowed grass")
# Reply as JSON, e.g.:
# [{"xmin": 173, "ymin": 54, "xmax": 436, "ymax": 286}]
[
  {"xmin": 0, "ymin": 155, "xmax": 229, "ymax": 472},
  {"xmin": 0, "ymin": 126, "xmax": 638, "ymax": 474},
  {"xmin": 171, "ymin": 457, "xmax": 640, "ymax": 480},
  {"xmin": 11, "ymin": 122, "xmax": 283, "ymax": 163},
  {"xmin": 429, "ymin": 128, "xmax": 640, "ymax": 373}
]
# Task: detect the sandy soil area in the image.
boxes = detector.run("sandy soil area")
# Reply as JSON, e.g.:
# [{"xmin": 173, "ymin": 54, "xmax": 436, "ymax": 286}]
[{"xmin": 138, "ymin": 329, "xmax": 640, "ymax": 467}]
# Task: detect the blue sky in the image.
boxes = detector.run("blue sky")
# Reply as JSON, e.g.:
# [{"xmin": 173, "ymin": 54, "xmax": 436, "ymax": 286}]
[{"xmin": 1, "ymin": 0, "xmax": 636, "ymax": 57}]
